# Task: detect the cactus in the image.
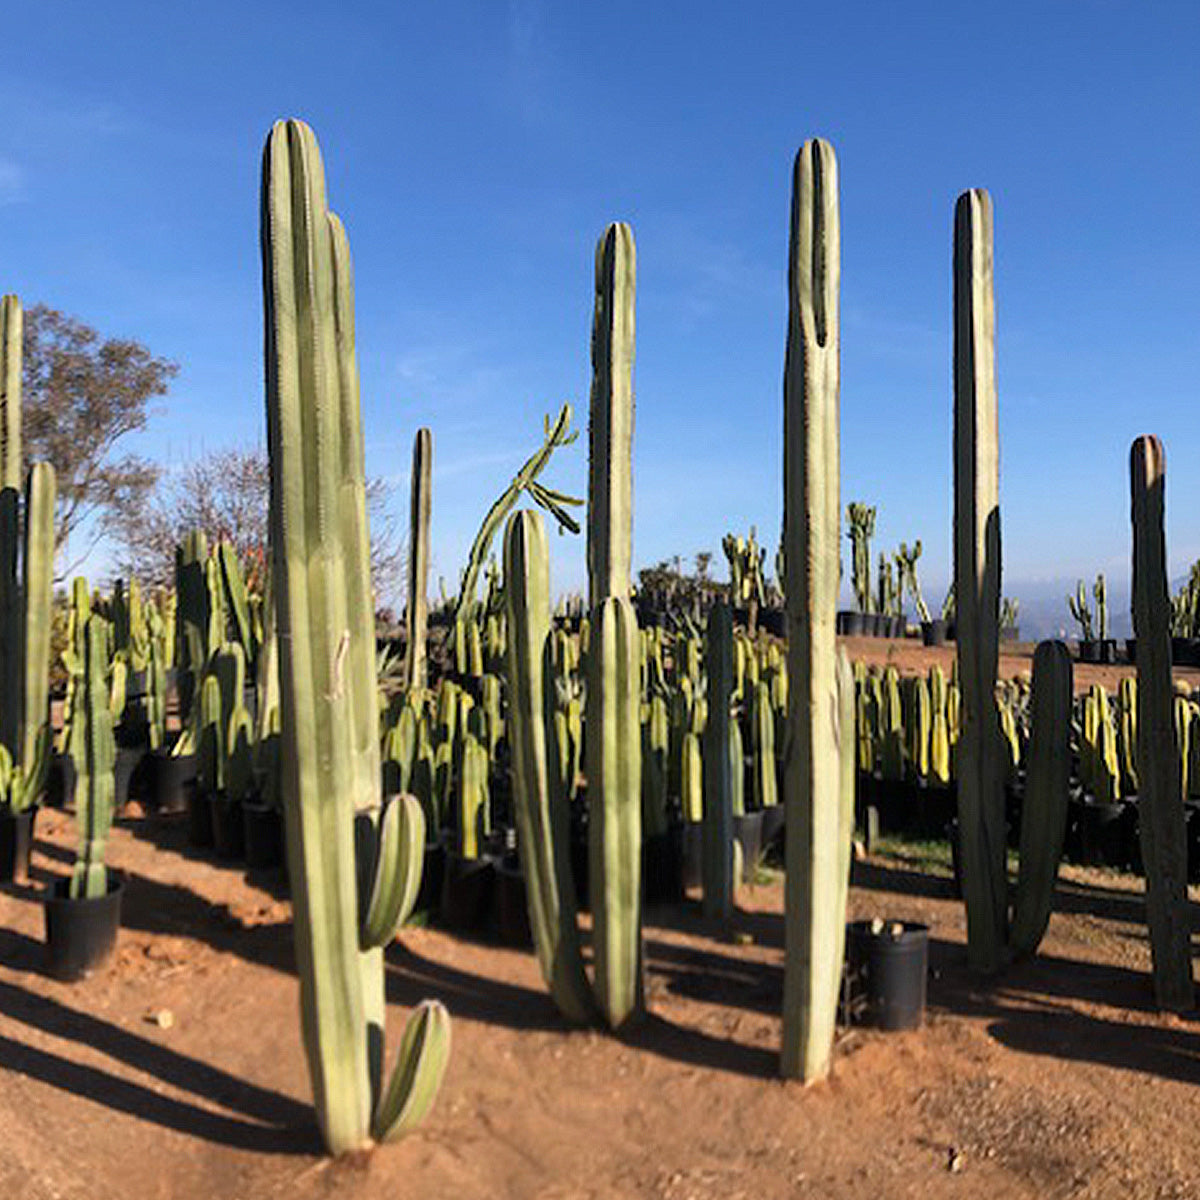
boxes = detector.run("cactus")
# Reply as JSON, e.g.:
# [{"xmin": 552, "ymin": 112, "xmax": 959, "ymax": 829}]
[
  {"xmin": 457, "ymin": 730, "xmax": 489, "ymax": 859},
  {"xmin": 261, "ymin": 119, "xmax": 448, "ymax": 1155},
  {"xmin": 175, "ymin": 530, "xmax": 209, "ymax": 720},
  {"xmin": 752, "ymin": 680, "xmax": 779, "ymax": 811},
  {"xmin": 1093, "ymin": 573, "xmax": 1108, "ymax": 642},
  {"xmin": 1067, "ymin": 580, "xmax": 1094, "ymax": 642},
  {"xmin": 226, "ymin": 701, "xmax": 256, "ymax": 804},
  {"xmin": 503, "ymin": 510, "xmax": 594, "ymax": 1024},
  {"xmin": 1129, "ymin": 434, "xmax": 1193, "ymax": 1010},
  {"xmin": 845, "ymin": 503, "xmax": 875, "ymax": 615},
  {"xmin": 1010, "ymin": 641, "xmax": 1073, "ymax": 957},
  {"xmin": 219, "ymin": 542, "xmax": 257, "ymax": 673},
  {"xmin": 702, "ymin": 602, "xmax": 735, "ymax": 922},
  {"xmin": 68, "ymin": 610, "xmax": 117, "ymax": 899},
  {"xmin": 780, "ymin": 138, "xmax": 850, "ymax": 1083},
  {"xmin": 952, "ymin": 187, "xmax": 1008, "ymax": 973},
  {"xmin": 584, "ymin": 222, "xmax": 642, "ymax": 1029},
  {"xmin": 404, "ymin": 428, "xmax": 432, "ymax": 693}
]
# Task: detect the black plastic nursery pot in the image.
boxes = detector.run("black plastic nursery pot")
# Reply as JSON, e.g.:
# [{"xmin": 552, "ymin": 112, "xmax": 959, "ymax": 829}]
[
  {"xmin": 242, "ymin": 802, "xmax": 283, "ymax": 868},
  {"xmin": 114, "ymin": 745, "xmax": 144, "ymax": 812},
  {"xmin": 759, "ymin": 804, "xmax": 786, "ymax": 855},
  {"xmin": 495, "ymin": 858, "xmax": 533, "ymax": 948},
  {"xmin": 48, "ymin": 752, "xmax": 74, "ymax": 810},
  {"xmin": 439, "ymin": 845, "xmax": 496, "ymax": 935},
  {"xmin": 1077, "ymin": 797, "xmax": 1128, "ymax": 869},
  {"xmin": 642, "ymin": 823, "xmax": 685, "ymax": 905},
  {"xmin": 187, "ymin": 788, "xmax": 215, "ymax": 848},
  {"xmin": 732, "ymin": 810, "xmax": 764, "ymax": 882},
  {"xmin": 212, "ymin": 796, "xmax": 246, "ymax": 860},
  {"xmin": 837, "ymin": 611, "xmax": 865, "ymax": 637},
  {"xmin": 43, "ymin": 871, "xmax": 123, "ymax": 981},
  {"xmin": 921, "ymin": 619, "xmax": 948, "ymax": 647},
  {"xmin": 913, "ymin": 783, "xmax": 955, "ymax": 841},
  {"xmin": 1124, "ymin": 638, "xmax": 1137, "ymax": 664},
  {"xmin": 415, "ymin": 839, "xmax": 446, "ymax": 917},
  {"xmin": 1077, "ymin": 640, "xmax": 1100, "ymax": 664},
  {"xmin": 149, "ymin": 751, "xmax": 196, "ymax": 815},
  {"xmin": 845, "ymin": 919, "xmax": 929, "ymax": 1032},
  {"xmin": 681, "ymin": 821, "xmax": 704, "ymax": 892},
  {"xmin": 0, "ymin": 806, "xmax": 36, "ymax": 885},
  {"xmin": 759, "ymin": 609, "xmax": 786, "ymax": 639}
]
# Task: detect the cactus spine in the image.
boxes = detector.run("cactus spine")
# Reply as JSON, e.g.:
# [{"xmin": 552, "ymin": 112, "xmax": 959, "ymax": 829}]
[
  {"xmin": 780, "ymin": 138, "xmax": 849, "ymax": 1083},
  {"xmin": 1129, "ymin": 435, "xmax": 1194, "ymax": 1010},
  {"xmin": 584, "ymin": 222, "xmax": 642, "ymax": 1029},
  {"xmin": 952, "ymin": 188, "xmax": 1008, "ymax": 973},
  {"xmin": 261, "ymin": 119, "xmax": 448, "ymax": 1155},
  {"xmin": 404, "ymin": 428, "xmax": 432, "ymax": 693}
]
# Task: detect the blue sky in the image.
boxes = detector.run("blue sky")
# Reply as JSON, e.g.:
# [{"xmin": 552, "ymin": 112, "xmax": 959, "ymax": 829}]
[{"xmin": 2, "ymin": 2, "xmax": 1198, "ymax": 627}]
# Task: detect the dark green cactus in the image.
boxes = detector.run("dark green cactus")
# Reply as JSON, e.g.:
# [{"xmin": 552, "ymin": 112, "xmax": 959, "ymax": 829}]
[
  {"xmin": 69, "ymin": 610, "xmax": 117, "ymax": 900},
  {"xmin": 261, "ymin": 119, "xmax": 448, "ymax": 1155},
  {"xmin": 780, "ymin": 137, "xmax": 849, "ymax": 1083},
  {"xmin": 1010, "ymin": 640, "xmax": 1073, "ymax": 958},
  {"xmin": 1129, "ymin": 435, "xmax": 1194, "ymax": 1010},
  {"xmin": 17, "ymin": 464, "xmax": 55, "ymax": 803},
  {"xmin": 404, "ymin": 428, "xmax": 432, "ymax": 693},
  {"xmin": 953, "ymin": 187, "xmax": 1008, "ymax": 973},
  {"xmin": 703, "ymin": 602, "xmax": 735, "ymax": 920}
]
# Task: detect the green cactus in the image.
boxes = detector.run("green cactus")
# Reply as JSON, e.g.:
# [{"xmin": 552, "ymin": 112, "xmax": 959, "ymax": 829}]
[
  {"xmin": 703, "ymin": 602, "xmax": 735, "ymax": 921},
  {"xmin": 261, "ymin": 119, "xmax": 448, "ymax": 1155},
  {"xmin": 896, "ymin": 541, "xmax": 931, "ymax": 624},
  {"xmin": 1093, "ymin": 573, "xmax": 1108, "ymax": 642},
  {"xmin": 226, "ymin": 701, "xmax": 256, "ymax": 804},
  {"xmin": 752, "ymin": 680, "xmax": 778, "ymax": 811},
  {"xmin": 1067, "ymin": 580, "xmax": 1094, "ymax": 642},
  {"xmin": 1129, "ymin": 435, "xmax": 1193, "ymax": 1010},
  {"xmin": 68, "ymin": 610, "xmax": 117, "ymax": 900},
  {"xmin": 845, "ymin": 503, "xmax": 875, "ymax": 616},
  {"xmin": 1010, "ymin": 641, "xmax": 1073, "ymax": 958},
  {"xmin": 953, "ymin": 187, "xmax": 1008, "ymax": 973},
  {"xmin": 404, "ymin": 428, "xmax": 432, "ymax": 693},
  {"xmin": 780, "ymin": 138, "xmax": 850, "ymax": 1083}
]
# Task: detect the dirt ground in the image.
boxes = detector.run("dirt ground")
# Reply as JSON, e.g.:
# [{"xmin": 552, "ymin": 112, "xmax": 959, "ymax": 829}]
[
  {"xmin": 3, "ymin": 635, "xmax": 1200, "ymax": 1200},
  {"xmin": 3, "ymin": 811, "xmax": 1199, "ymax": 1199}
]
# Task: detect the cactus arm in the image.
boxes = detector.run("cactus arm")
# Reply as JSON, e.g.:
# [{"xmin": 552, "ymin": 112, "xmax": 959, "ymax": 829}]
[
  {"xmin": 952, "ymin": 187, "xmax": 1008, "ymax": 972},
  {"xmin": 780, "ymin": 138, "xmax": 846, "ymax": 1083},
  {"xmin": 1129, "ymin": 435, "xmax": 1194, "ymax": 1010},
  {"xmin": 404, "ymin": 429, "xmax": 433, "ymax": 693},
  {"xmin": 371, "ymin": 1000, "xmax": 451, "ymax": 1143},
  {"xmin": 1010, "ymin": 640, "xmax": 1073, "ymax": 958},
  {"xmin": 360, "ymin": 794, "xmax": 425, "ymax": 948},
  {"xmin": 503, "ymin": 510, "xmax": 594, "ymax": 1024}
]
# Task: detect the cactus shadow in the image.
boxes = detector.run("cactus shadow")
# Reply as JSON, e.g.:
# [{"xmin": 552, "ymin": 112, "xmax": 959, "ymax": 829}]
[{"xmin": 0, "ymin": 978, "xmax": 317, "ymax": 1153}]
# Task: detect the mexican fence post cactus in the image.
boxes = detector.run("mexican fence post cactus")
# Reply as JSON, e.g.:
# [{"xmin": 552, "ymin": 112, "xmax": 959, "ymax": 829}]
[
  {"xmin": 1094, "ymin": 573, "xmax": 1108, "ymax": 642},
  {"xmin": 404, "ymin": 428, "xmax": 432, "ymax": 693},
  {"xmin": 503, "ymin": 510, "xmax": 594, "ymax": 1024},
  {"xmin": 0, "ymin": 295, "xmax": 21, "ymax": 760},
  {"xmin": 18, "ymin": 464, "xmax": 55, "ymax": 791},
  {"xmin": 261, "ymin": 119, "xmax": 449, "ymax": 1155},
  {"xmin": 69, "ymin": 610, "xmax": 116, "ymax": 900},
  {"xmin": 1010, "ymin": 640, "xmax": 1072, "ymax": 958},
  {"xmin": 780, "ymin": 138, "xmax": 850, "ymax": 1083},
  {"xmin": 702, "ymin": 602, "xmax": 735, "ymax": 921},
  {"xmin": 1129, "ymin": 435, "xmax": 1194, "ymax": 1010},
  {"xmin": 586, "ymin": 222, "xmax": 642, "ymax": 1029},
  {"xmin": 952, "ymin": 188, "xmax": 1008, "ymax": 973}
]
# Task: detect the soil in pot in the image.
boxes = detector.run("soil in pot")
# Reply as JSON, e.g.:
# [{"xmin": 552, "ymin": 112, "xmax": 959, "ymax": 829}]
[
  {"xmin": 845, "ymin": 919, "xmax": 929, "ymax": 1031},
  {"xmin": 243, "ymin": 802, "xmax": 284, "ymax": 869},
  {"xmin": 212, "ymin": 796, "xmax": 246, "ymax": 860},
  {"xmin": 0, "ymin": 806, "xmax": 37, "ymax": 885},
  {"xmin": 43, "ymin": 871, "xmax": 124, "ymax": 981}
]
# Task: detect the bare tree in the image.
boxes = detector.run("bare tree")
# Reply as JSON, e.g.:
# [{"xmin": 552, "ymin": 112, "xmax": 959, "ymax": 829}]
[
  {"xmin": 22, "ymin": 304, "xmax": 179, "ymax": 571},
  {"xmin": 111, "ymin": 444, "xmax": 404, "ymax": 606}
]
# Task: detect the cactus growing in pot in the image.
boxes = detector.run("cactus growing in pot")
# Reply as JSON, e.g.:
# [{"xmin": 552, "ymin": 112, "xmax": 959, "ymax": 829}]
[{"xmin": 261, "ymin": 119, "xmax": 448, "ymax": 1155}]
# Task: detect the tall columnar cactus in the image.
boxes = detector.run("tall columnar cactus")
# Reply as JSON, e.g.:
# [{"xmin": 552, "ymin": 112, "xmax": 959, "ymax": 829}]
[
  {"xmin": 18, "ymin": 464, "xmax": 55, "ymax": 786},
  {"xmin": 503, "ymin": 510, "xmax": 594, "ymax": 1024},
  {"xmin": 261, "ymin": 119, "xmax": 449, "ymax": 1156},
  {"xmin": 0, "ymin": 295, "xmax": 21, "ymax": 760},
  {"xmin": 952, "ymin": 187, "xmax": 1008, "ymax": 973},
  {"xmin": 175, "ymin": 529, "xmax": 210, "ymax": 719},
  {"xmin": 703, "ymin": 602, "xmax": 735, "ymax": 922},
  {"xmin": 585, "ymin": 222, "xmax": 642, "ymax": 1029},
  {"xmin": 845, "ymin": 503, "xmax": 875, "ymax": 615},
  {"xmin": 1129, "ymin": 435, "xmax": 1194, "ymax": 1010},
  {"xmin": 404, "ymin": 428, "xmax": 432, "ymax": 693},
  {"xmin": 69, "ymin": 611, "xmax": 116, "ymax": 899},
  {"xmin": 1010, "ymin": 641, "xmax": 1073, "ymax": 958},
  {"xmin": 780, "ymin": 138, "xmax": 850, "ymax": 1083}
]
